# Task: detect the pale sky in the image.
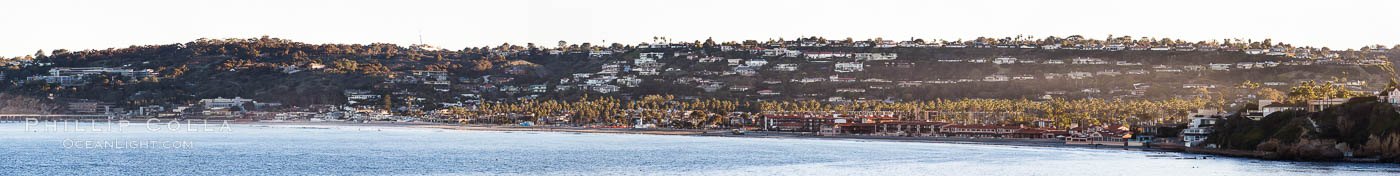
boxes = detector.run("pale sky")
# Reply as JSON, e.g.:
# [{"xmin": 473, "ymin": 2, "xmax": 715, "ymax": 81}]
[{"xmin": 1, "ymin": 0, "xmax": 1397, "ymax": 57}]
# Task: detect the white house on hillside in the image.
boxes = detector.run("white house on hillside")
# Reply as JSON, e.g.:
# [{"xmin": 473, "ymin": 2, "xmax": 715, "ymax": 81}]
[{"xmin": 835, "ymin": 62, "xmax": 864, "ymax": 72}]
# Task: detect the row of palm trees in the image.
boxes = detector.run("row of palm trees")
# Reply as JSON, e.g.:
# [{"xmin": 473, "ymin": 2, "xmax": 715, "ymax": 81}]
[
  {"xmin": 759, "ymin": 98, "xmax": 1211, "ymax": 128},
  {"xmin": 451, "ymin": 95, "xmax": 1211, "ymax": 129}
]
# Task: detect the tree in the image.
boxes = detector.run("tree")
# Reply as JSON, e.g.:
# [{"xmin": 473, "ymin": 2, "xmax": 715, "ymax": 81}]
[
  {"xmin": 1258, "ymin": 88, "xmax": 1285, "ymax": 102},
  {"xmin": 470, "ymin": 60, "xmax": 493, "ymax": 71},
  {"xmin": 331, "ymin": 59, "xmax": 358, "ymax": 73},
  {"xmin": 383, "ymin": 94, "xmax": 393, "ymax": 113},
  {"xmin": 703, "ymin": 37, "xmax": 717, "ymax": 48}
]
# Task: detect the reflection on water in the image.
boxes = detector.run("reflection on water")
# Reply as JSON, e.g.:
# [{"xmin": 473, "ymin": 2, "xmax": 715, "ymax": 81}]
[{"xmin": 1, "ymin": 123, "xmax": 1397, "ymax": 175}]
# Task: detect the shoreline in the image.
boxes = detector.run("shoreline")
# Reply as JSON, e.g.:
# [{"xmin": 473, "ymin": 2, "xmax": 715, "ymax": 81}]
[
  {"xmin": 10, "ymin": 119, "xmax": 1386, "ymax": 163},
  {"xmin": 244, "ymin": 121, "xmax": 1176, "ymax": 153}
]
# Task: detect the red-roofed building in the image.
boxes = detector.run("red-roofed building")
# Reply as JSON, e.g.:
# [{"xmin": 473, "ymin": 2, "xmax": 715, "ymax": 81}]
[{"xmin": 761, "ymin": 114, "xmax": 839, "ymax": 132}]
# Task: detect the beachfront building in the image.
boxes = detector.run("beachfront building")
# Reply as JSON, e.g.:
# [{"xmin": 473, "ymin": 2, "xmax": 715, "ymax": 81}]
[
  {"xmin": 1307, "ymin": 98, "xmax": 1347, "ymax": 112},
  {"xmin": 875, "ymin": 121, "xmax": 950, "ymax": 137},
  {"xmin": 762, "ymin": 114, "xmax": 840, "ymax": 132},
  {"xmin": 940, "ymin": 125, "xmax": 1022, "ymax": 138},
  {"xmin": 200, "ymin": 97, "xmax": 255, "ymax": 110},
  {"xmin": 1182, "ymin": 109, "xmax": 1224, "ymax": 147}
]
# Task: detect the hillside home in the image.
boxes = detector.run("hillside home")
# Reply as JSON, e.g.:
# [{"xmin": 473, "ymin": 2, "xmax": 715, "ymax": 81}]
[
  {"xmin": 734, "ymin": 66, "xmax": 760, "ymax": 76},
  {"xmin": 1307, "ymin": 98, "xmax": 1348, "ymax": 112},
  {"xmin": 758, "ymin": 90, "xmax": 781, "ymax": 96},
  {"xmin": 599, "ymin": 64, "xmax": 621, "ymax": 74},
  {"xmin": 1106, "ymin": 43, "xmax": 1126, "ymax": 50},
  {"xmin": 773, "ymin": 64, "xmax": 798, "ymax": 71},
  {"xmin": 835, "ymin": 62, "xmax": 864, "ymax": 72},
  {"xmin": 1174, "ymin": 45, "xmax": 1196, "ymax": 51},
  {"xmin": 1067, "ymin": 72, "xmax": 1093, "ymax": 79},
  {"xmin": 835, "ymin": 88, "xmax": 867, "ymax": 93},
  {"xmin": 588, "ymin": 50, "xmax": 613, "ymax": 58},
  {"xmin": 1071, "ymin": 58, "xmax": 1107, "ymax": 65},
  {"xmin": 616, "ymin": 76, "xmax": 642, "ymax": 87},
  {"xmin": 633, "ymin": 57, "xmax": 658, "ymax": 65},
  {"xmin": 529, "ymin": 84, "xmax": 549, "ymax": 93},
  {"xmin": 1182, "ymin": 84, "xmax": 1215, "ymax": 89},
  {"xmin": 805, "ymin": 52, "xmax": 853, "ymax": 60},
  {"xmin": 992, "ymin": 57, "xmax": 1018, "ymax": 64},
  {"xmin": 729, "ymin": 85, "xmax": 753, "ymax": 92},
  {"xmin": 1081, "ymin": 88, "xmax": 1101, "ymax": 93},
  {"xmin": 697, "ymin": 57, "xmax": 722, "ymax": 63},
  {"xmin": 1266, "ymin": 47, "xmax": 1288, "ymax": 56},
  {"xmin": 640, "ymin": 52, "xmax": 665, "ymax": 60},
  {"xmin": 983, "ymin": 75, "xmax": 1009, "ymax": 82},
  {"xmin": 726, "ymin": 58, "xmax": 744, "ymax": 66},
  {"xmin": 897, "ymin": 82, "xmax": 923, "ymax": 87},
  {"xmin": 1095, "ymin": 70, "xmax": 1121, "ymax": 76},
  {"xmin": 1183, "ymin": 65, "xmax": 1207, "ymax": 71},
  {"xmin": 1248, "ymin": 100, "xmax": 1304, "ymax": 120},
  {"xmin": 853, "ymin": 53, "xmax": 898, "ymax": 61},
  {"xmin": 1244, "ymin": 49, "xmax": 1269, "ymax": 55},
  {"xmin": 745, "ymin": 59, "xmax": 769, "ymax": 66},
  {"xmin": 590, "ymin": 85, "xmax": 620, "ymax": 93},
  {"xmin": 1208, "ymin": 64, "xmax": 1232, "ymax": 71}
]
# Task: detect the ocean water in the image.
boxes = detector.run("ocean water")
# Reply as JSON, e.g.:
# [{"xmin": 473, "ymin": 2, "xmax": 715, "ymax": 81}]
[{"xmin": 1, "ymin": 122, "xmax": 1397, "ymax": 176}]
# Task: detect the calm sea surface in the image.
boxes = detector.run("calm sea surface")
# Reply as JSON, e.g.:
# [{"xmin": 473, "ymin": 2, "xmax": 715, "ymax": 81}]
[{"xmin": 1, "ymin": 122, "xmax": 1397, "ymax": 175}]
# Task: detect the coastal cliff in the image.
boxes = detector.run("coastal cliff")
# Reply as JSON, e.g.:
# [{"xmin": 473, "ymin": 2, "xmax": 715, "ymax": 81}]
[
  {"xmin": 1206, "ymin": 97, "xmax": 1400, "ymax": 162},
  {"xmin": 0, "ymin": 93, "xmax": 60, "ymax": 114}
]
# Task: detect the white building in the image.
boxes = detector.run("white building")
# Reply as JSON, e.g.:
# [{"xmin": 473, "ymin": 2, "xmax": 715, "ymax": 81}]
[
  {"xmin": 853, "ymin": 53, "xmax": 898, "ymax": 61},
  {"xmin": 639, "ymin": 52, "xmax": 665, "ymax": 60},
  {"xmin": 1244, "ymin": 49, "xmax": 1268, "ymax": 55},
  {"xmin": 744, "ymin": 59, "xmax": 769, "ymax": 66},
  {"xmin": 1067, "ymin": 72, "xmax": 1093, "ymax": 79},
  {"xmin": 773, "ymin": 64, "xmax": 798, "ymax": 71},
  {"xmin": 805, "ymin": 52, "xmax": 853, "ymax": 60},
  {"xmin": 1208, "ymin": 64, "xmax": 1232, "ymax": 71},
  {"xmin": 992, "ymin": 57, "xmax": 1018, "ymax": 64},
  {"xmin": 200, "ymin": 97, "xmax": 255, "ymax": 109},
  {"xmin": 983, "ymin": 74, "xmax": 1009, "ymax": 82},
  {"xmin": 1183, "ymin": 109, "xmax": 1224, "ymax": 147},
  {"xmin": 835, "ymin": 62, "xmax": 864, "ymax": 72},
  {"xmin": 1071, "ymin": 58, "xmax": 1107, "ymax": 65},
  {"xmin": 762, "ymin": 48, "xmax": 803, "ymax": 57}
]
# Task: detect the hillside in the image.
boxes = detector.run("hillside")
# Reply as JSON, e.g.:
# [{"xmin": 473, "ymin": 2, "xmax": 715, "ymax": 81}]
[{"xmin": 0, "ymin": 36, "xmax": 1396, "ymax": 115}]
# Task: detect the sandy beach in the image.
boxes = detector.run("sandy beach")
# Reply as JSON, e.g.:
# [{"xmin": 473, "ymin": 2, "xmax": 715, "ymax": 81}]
[{"xmin": 240, "ymin": 120, "xmax": 1160, "ymax": 152}]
